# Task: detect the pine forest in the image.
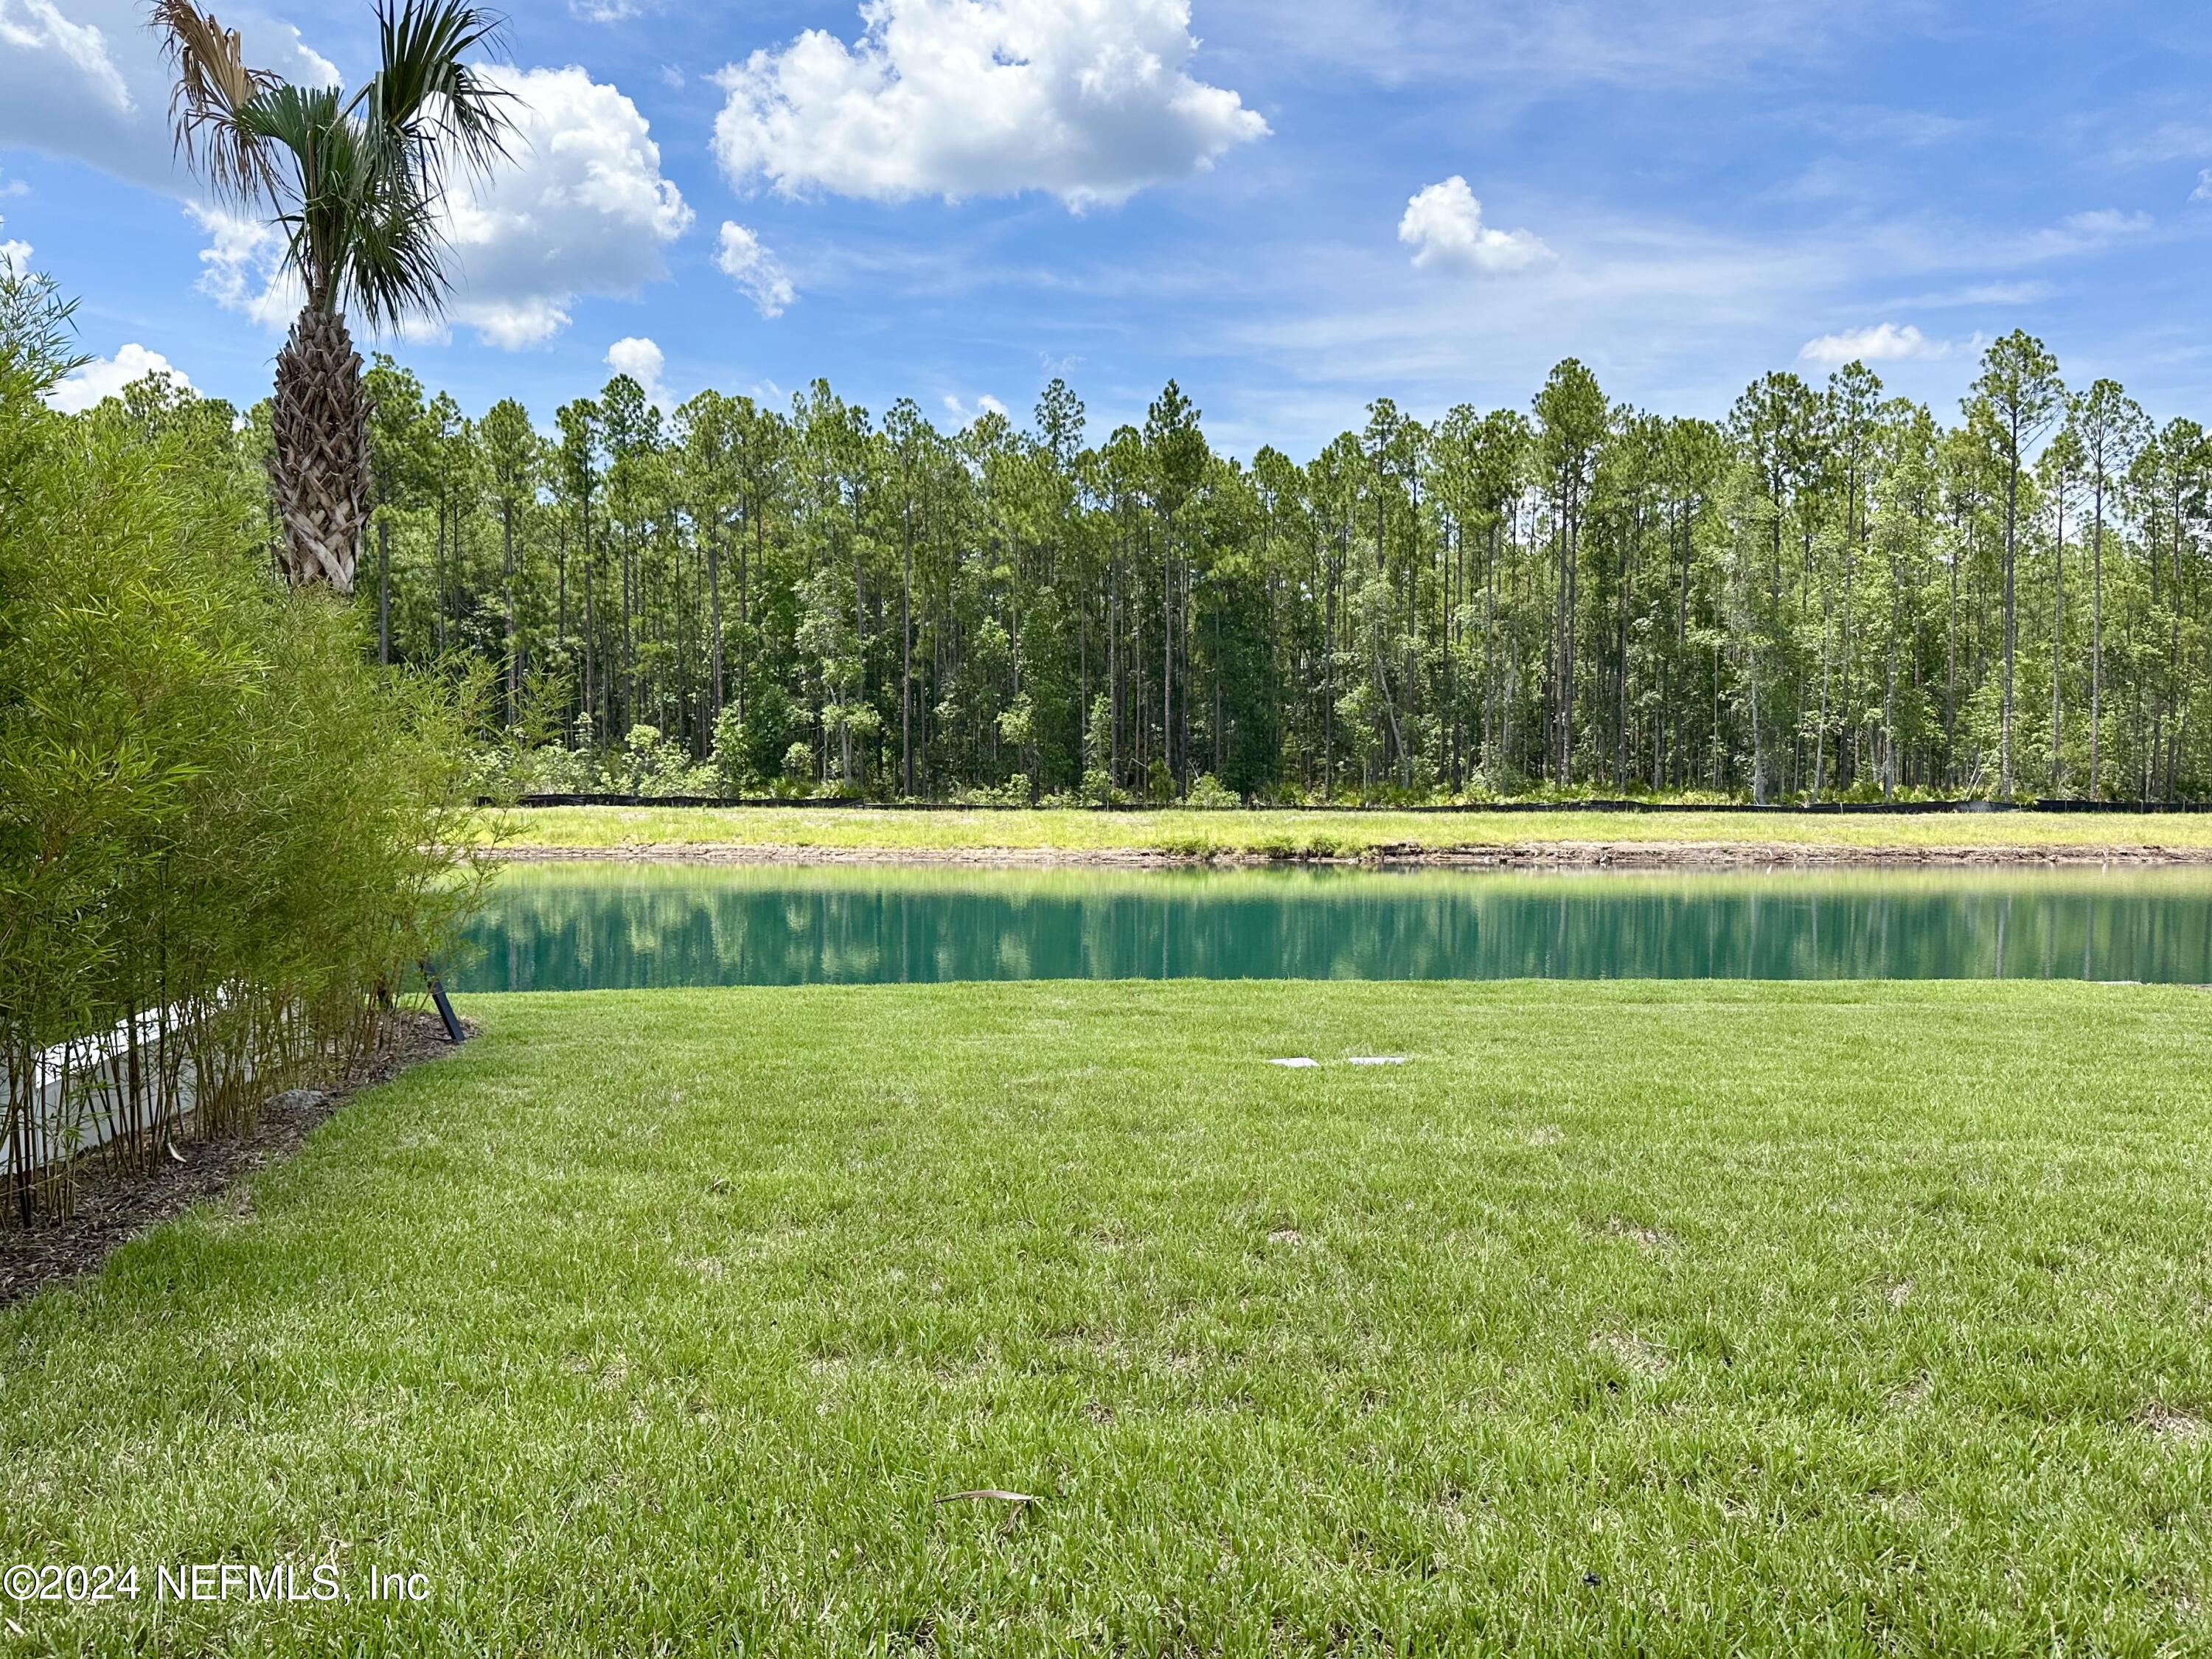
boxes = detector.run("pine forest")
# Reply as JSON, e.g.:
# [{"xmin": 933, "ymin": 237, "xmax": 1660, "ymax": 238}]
[{"xmin": 213, "ymin": 333, "xmax": 2211, "ymax": 803}]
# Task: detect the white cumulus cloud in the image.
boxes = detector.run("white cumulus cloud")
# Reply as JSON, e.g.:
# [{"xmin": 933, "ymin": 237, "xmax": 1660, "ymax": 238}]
[
  {"xmin": 187, "ymin": 204, "xmax": 302, "ymax": 329},
  {"xmin": 46, "ymin": 342, "xmax": 193, "ymax": 413},
  {"xmin": 442, "ymin": 66, "xmax": 694, "ymax": 347},
  {"xmin": 0, "ymin": 210, "xmax": 27, "ymax": 269},
  {"xmin": 711, "ymin": 0, "xmax": 1267, "ymax": 209},
  {"xmin": 1398, "ymin": 177, "xmax": 1552, "ymax": 274},
  {"xmin": 2194, "ymin": 169, "xmax": 2212, "ymax": 204},
  {"xmin": 714, "ymin": 222, "xmax": 795, "ymax": 317},
  {"xmin": 605, "ymin": 335, "xmax": 672, "ymax": 408},
  {"xmin": 0, "ymin": 0, "xmax": 131, "ymax": 112},
  {"xmin": 285, "ymin": 31, "xmax": 341, "ymax": 88},
  {"xmin": 189, "ymin": 65, "xmax": 693, "ymax": 348},
  {"xmin": 0, "ymin": 1, "xmax": 341, "ymax": 191},
  {"xmin": 1797, "ymin": 321, "xmax": 1947, "ymax": 367}
]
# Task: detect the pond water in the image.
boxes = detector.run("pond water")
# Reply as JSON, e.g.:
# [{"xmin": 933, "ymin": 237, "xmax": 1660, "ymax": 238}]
[{"xmin": 455, "ymin": 864, "xmax": 2212, "ymax": 990}]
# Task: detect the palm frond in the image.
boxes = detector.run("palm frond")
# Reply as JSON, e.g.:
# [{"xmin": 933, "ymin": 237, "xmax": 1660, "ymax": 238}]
[
  {"xmin": 232, "ymin": 84, "xmax": 345, "ymax": 304},
  {"xmin": 155, "ymin": 0, "xmax": 518, "ymax": 337},
  {"xmin": 147, "ymin": 0, "xmax": 280, "ymax": 203},
  {"xmin": 340, "ymin": 158, "xmax": 453, "ymax": 332},
  {"xmin": 355, "ymin": 1, "xmax": 515, "ymax": 189},
  {"xmin": 233, "ymin": 92, "xmax": 450, "ymax": 329},
  {"xmin": 232, "ymin": 81, "xmax": 347, "ymax": 163}
]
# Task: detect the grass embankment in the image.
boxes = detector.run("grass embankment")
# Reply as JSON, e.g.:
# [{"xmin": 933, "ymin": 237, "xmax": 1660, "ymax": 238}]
[
  {"xmin": 487, "ymin": 803, "xmax": 2212, "ymax": 863},
  {"xmin": 6, "ymin": 980, "xmax": 2211, "ymax": 1652}
]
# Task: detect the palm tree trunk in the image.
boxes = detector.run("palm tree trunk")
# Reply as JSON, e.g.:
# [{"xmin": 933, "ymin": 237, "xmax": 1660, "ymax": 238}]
[{"xmin": 268, "ymin": 307, "xmax": 369, "ymax": 593}]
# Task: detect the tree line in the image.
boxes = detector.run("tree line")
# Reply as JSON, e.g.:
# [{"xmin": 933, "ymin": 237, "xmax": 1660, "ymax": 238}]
[{"xmin": 276, "ymin": 333, "xmax": 2212, "ymax": 801}]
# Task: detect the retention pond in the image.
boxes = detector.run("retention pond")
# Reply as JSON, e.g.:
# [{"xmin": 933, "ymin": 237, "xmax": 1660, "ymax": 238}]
[{"xmin": 458, "ymin": 865, "xmax": 2212, "ymax": 990}]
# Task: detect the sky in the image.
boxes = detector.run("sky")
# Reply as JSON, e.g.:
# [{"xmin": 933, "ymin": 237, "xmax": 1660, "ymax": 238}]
[{"xmin": 2, "ymin": 0, "xmax": 2208, "ymax": 455}]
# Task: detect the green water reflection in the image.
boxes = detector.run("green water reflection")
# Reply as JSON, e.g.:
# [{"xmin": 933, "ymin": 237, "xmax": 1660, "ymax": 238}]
[{"xmin": 455, "ymin": 864, "xmax": 2212, "ymax": 990}]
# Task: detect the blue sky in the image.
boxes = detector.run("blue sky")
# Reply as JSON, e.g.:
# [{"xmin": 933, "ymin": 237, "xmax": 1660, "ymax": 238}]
[{"xmin": 2, "ymin": 0, "xmax": 2208, "ymax": 453}]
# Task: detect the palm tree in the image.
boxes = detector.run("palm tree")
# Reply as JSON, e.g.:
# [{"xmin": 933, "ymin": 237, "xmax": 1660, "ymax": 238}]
[{"xmin": 152, "ymin": 1, "xmax": 514, "ymax": 594}]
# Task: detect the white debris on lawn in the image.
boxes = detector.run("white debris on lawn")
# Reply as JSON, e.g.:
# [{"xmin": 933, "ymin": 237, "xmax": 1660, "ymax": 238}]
[{"xmin": 1267, "ymin": 1056, "xmax": 1411, "ymax": 1068}]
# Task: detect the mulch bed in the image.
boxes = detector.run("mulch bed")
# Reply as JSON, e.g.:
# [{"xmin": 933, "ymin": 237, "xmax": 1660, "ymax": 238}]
[{"xmin": 0, "ymin": 1008, "xmax": 468, "ymax": 1310}]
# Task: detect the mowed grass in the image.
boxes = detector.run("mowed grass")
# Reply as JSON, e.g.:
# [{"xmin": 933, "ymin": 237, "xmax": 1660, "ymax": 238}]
[
  {"xmin": 7, "ymin": 980, "xmax": 2212, "ymax": 1654},
  {"xmin": 490, "ymin": 802, "xmax": 2212, "ymax": 858}
]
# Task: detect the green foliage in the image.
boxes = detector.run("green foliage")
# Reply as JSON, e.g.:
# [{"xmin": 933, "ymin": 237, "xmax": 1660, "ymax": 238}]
[
  {"xmin": 0, "ymin": 267, "xmax": 483, "ymax": 1220},
  {"xmin": 338, "ymin": 330, "xmax": 2212, "ymax": 804},
  {"xmin": 616, "ymin": 724, "xmax": 717, "ymax": 798},
  {"xmin": 707, "ymin": 706, "xmax": 757, "ymax": 798},
  {"xmin": 1181, "ymin": 772, "xmax": 1242, "ymax": 810},
  {"xmin": 956, "ymin": 773, "xmax": 1033, "ymax": 808}
]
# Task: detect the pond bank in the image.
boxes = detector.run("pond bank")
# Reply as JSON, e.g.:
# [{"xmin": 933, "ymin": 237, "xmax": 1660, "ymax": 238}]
[
  {"xmin": 482, "ymin": 839, "xmax": 2212, "ymax": 869},
  {"xmin": 479, "ymin": 804, "xmax": 2212, "ymax": 865}
]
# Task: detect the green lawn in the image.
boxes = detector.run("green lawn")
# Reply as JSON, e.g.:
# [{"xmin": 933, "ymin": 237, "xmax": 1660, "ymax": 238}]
[
  {"xmin": 487, "ymin": 802, "xmax": 2212, "ymax": 859},
  {"xmin": 6, "ymin": 980, "xmax": 2212, "ymax": 1653}
]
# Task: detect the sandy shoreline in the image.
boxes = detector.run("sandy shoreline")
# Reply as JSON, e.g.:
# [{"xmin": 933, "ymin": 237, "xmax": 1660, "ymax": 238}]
[{"xmin": 481, "ymin": 840, "xmax": 2212, "ymax": 871}]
